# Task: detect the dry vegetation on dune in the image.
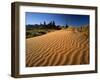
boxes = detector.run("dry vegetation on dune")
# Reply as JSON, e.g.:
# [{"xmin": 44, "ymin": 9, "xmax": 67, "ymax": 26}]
[{"xmin": 26, "ymin": 29, "xmax": 89, "ymax": 67}]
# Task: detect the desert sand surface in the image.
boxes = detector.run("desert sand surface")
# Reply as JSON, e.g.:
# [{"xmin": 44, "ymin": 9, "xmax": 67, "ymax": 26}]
[{"xmin": 26, "ymin": 30, "xmax": 89, "ymax": 67}]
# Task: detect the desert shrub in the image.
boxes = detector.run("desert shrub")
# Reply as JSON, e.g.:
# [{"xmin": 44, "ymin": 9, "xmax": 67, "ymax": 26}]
[
  {"xmin": 26, "ymin": 32, "xmax": 34, "ymax": 38},
  {"xmin": 67, "ymin": 27, "xmax": 76, "ymax": 31},
  {"xmin": 26, "ymin": 29, "xmax": 48, "ymax": 38},
  {"xmin": 38, "ymin": 31, "xmax": 46, "ymax": 34},
  {"xmin": 78, "ymin": 25, "xmax": 89, "ymax": 38},
  {"xmin": 26, "ymin": 32, "xmax": 31, "ymax": 36}
]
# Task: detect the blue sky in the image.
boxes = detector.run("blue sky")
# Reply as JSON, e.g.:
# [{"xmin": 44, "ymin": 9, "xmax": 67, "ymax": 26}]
[{"xmin": 25, "ymin": 12, "xmax": 89, "ymax": 27}]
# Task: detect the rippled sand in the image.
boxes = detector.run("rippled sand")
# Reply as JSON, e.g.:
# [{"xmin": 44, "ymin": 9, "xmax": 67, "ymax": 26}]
[{"xmin": 26, "ymin": 30, "xmax": 89, "ymax": 67}]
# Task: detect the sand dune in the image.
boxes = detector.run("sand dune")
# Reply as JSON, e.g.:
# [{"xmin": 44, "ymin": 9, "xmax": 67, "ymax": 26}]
[{"xmin": 26, "ymin": 30, "xmax": 89, "ymax": 67}]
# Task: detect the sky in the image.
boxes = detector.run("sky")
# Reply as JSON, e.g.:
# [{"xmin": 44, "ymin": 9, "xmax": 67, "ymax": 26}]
[{"xmin": 25, "ymin": 12, "xmax": 89, "ymax": 27}]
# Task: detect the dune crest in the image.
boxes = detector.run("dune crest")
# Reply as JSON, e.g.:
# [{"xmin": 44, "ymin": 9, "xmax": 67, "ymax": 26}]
[{"xmin": 26, "ymin": 30, "xmax": 89, "ymax": 67}]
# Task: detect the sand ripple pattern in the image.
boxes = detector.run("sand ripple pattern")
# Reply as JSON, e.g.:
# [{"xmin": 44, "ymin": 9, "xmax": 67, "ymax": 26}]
[{"xmin": 26, "ymin": 30, "xmax": 89, "ymax": 67}]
